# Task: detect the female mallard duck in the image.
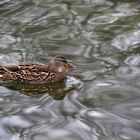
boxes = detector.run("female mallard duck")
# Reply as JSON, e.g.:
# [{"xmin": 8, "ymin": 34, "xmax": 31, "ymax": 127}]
[{"xmin": 0, "ymin": 55, "xmax": 77, "ymax": 84}]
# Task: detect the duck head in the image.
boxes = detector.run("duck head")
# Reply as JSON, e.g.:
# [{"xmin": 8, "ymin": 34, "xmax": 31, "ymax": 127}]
[{"xmin": 48, "ymin": 55, "xmax": 77, "ymax": 72}]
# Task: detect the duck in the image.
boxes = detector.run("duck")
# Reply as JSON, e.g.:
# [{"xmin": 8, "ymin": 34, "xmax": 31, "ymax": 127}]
[{"xmin": 0, "ymin": 55, "xmax": 77, "ymax": 84}]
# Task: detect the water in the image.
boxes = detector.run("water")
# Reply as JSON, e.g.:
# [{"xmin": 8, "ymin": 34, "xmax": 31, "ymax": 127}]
[{"xmin": 0, "ymin": 0, "xmax": 140, "ymax": 139}]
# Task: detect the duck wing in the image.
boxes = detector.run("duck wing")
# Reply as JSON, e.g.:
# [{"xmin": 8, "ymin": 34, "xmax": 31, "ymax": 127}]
[
  {"xmin": 0, "ymin": 63, "xmax": 66, "ymax": 84},
  {"xmin": 0, "ymin": 63, "xmax": 49, "ymax": 83},
  {"xmin": 2, "ymin": 63, "xmax": 48, "ymax": 72}
]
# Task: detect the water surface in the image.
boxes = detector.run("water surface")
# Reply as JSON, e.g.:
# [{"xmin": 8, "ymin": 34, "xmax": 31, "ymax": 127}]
[{"xmin": 0, "ymin": 0, "xmax": 140, "ymax": 140}]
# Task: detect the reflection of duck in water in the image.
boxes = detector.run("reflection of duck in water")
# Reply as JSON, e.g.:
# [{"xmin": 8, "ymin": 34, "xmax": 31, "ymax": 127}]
[
  {"xmin": 5, "ymin": 80, "xmax": 76, "ymax": 100},
  {"xmin": 0, "ymin": 55, "xmax": 77, "ymax": 100}
]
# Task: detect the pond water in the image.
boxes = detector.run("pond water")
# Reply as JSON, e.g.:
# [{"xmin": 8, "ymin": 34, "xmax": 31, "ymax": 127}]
[{"xmin": 0, "ymin": 0, "xmax": 140, "ymax": 140}]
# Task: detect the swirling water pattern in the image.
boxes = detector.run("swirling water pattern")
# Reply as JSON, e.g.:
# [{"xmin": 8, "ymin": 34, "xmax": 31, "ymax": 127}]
[{"xmin": 0, "ymin": 0, "xmax": 140, "ymax": 140}]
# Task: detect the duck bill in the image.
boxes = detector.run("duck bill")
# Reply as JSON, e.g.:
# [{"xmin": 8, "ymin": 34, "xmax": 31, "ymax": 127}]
[{"xmin": 67, "ymin": 64, "xmax": 77, "ymax": 71}]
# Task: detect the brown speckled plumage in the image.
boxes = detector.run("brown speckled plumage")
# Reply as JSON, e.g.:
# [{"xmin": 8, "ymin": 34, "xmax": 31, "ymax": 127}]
[{"xmin": 0, "ymin": 55, "xmax": 76, "ymax": 84}]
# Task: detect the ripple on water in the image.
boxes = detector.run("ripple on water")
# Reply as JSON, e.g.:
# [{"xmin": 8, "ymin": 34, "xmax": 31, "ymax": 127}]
[
  {"xmin": 84, "ymin": 107, "xmax": 140, "ymax": 140},
  {"xmin": 124, "ymin": 54, "xmax": 140, "ymax": 66},
  {"xmin": 116, "ymin": 65, "xmax": 140, "ymax": 89},
  {"xmin": 0, "ymin": 0, "xmax": 140, "ymax": 140},
  {"xmin": 78, "ymin": 79, "xmax": 136, "ymax": 109},
  {"xmin": 11, "ymin": 6, "xmax": 47, "ymax": 24},
  {"xmin": 0, "ymin": 34, "xmax": 16, "ymax": 48},
  {"xmin": 112, "ymin": 30, "xmax": 140, "ymax": 51},
  {"xmin": 22, "ymin": 118, "xmax": 97, "ymax": 140},
  {"xmin": 116, "ymin": 65, "xmax": 140, "ymax": 80}
]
